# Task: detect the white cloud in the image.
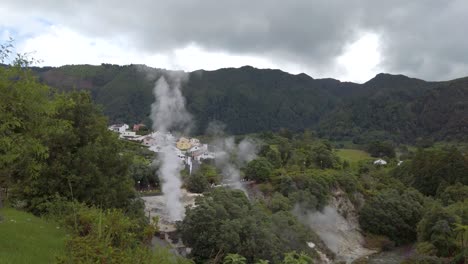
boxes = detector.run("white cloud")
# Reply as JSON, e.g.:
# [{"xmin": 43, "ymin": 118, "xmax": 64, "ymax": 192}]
[
  {"xmin": 4, "ymin": 21, "xmax": 383, "ymax": 83},
  {"xmin": 15, "ymin": 25, "xmax": 168, "ymax": 67},
  {"xmin": 11, "ymin": 24, "xmax": 312, "ymax": 76},
  {"xmin": 335, "ymin": 32, "xmax": 383, "ymax": 83}
]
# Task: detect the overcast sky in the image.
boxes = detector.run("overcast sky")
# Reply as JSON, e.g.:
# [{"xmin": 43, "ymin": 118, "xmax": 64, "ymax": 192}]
[{"xmin": 1, "ymin": 0, "xmax": 467, "ymax": 83}]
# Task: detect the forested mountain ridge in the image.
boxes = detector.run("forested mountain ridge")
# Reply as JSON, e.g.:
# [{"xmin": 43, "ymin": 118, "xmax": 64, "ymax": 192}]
[{"xmin": 33, "ymin": 64, "xmax": 468, "ymax": 142}]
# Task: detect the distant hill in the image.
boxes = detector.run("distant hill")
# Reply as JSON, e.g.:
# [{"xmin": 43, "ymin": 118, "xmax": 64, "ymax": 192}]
[{"xmin": 33, "ymin": 64, "xmax": 468, "ymax": 142}]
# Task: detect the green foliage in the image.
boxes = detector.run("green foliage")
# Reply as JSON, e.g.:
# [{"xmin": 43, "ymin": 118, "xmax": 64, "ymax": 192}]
[
  {"xmin": 401, "ymin": 255, "xmax": 444, "ymax": 264},
  {"xmin": 130, "ymin": 162, "xmax": 159, "ymax": 190},
  {"xmin": 245, "ymin": 158, "xmax": 274, "ymax": 182},
  {"xmin": 33, "ymin": 65, "xmax": 468, "ymax": 142},
  {"xmin": 179, "ymin": 188, "xmax": 315, "ymax": 263},
  {"xmin": 186, "ymin": 171, "xmax": 210, "ymax": 193},
  {"xmin": 0, "ymin": 47, "xmax": 58, "ymax": 208},
  {"xmin": 12, "ymin": 91, "xmax": 137, "ymax": 213},
  {"xmin": 415, "ymin": 242, "xmax": 438, "ymax": 256},
  {"xmin": 409, "ymin": 147, "xmax": 468, "ymax": 196},
  {"xmin": 46, "ymin": 199, "xmax": 190, "ymax": 264},
  {"xmin": 335, "ymin": 149, "xmax": 371, "ymax": 165},
  {"xmin": 223, "ymin": 253, "xmax": 247, "ymax": 264},
  {"xmin": 282, "ymin": 251, "xmax": 314, "ymax": 264},
  {"xmin": 0, "ymin": 207, "xmax": 66, "ymax": 264},
  {"xmin": 416, "ymin": 201, "xmax": 467, "ymax": 257},
  {"xmin": 199, "ymin": 163, "xmax": 221, "ymax": 184},
  {"xmin": 359, "ymin": 189, "xmax": 425, "ymax": 244},
  {"xmin": 185, "ymin": 164, "xmax": 219, "ymax": 193},
  {"xmin": 319, "ymin": 73, "xmax": 468, "ymax": 143},
  {"xmin": 268, "ymin": 192, "xmax": 292, "ymax": 213},
  {"xmin": 275, "ymin": 172, "xmax": 333, "ymax": 211},
  {"xmin": 0, "ymin": 47, "xmax": 193, "ymax": 263},
  {"xmin": 367, "ymin": 141, "xmax": 396, "ymax": 159},
  {"xmin": 257, "ymin": 134, "xmax": 341, "ymax": 172},
  {"xmin": 437, "ymin": 183, "xmax": 468, "ymax": 206}
]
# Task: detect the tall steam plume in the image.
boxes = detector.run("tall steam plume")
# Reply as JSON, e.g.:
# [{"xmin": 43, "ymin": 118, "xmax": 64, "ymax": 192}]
[{"xmin": 150, "ymin": 75, "xmax": 191, "ymax": 221}]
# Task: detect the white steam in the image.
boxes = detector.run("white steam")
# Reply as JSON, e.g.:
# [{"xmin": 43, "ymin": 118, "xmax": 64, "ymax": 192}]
[
  {"xmin": 294, "ymin": 192, "xmax": 376, "ymax": 263},
  {"xmin": 150, "ymin": 74, "xmax": 191, "ymax": 133},
  {"xmin": 213, "ymin": 136, "xmax": 257, "ymax": 191},
  {"xmin": 150, "ymin": 75, "xmax": 191, "ymax": 221}
]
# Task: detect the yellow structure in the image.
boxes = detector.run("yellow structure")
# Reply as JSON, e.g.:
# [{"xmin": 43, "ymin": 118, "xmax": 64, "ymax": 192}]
[{"xmin": 176, "ymin": 137, "xmax": 192, "ymax": 150}]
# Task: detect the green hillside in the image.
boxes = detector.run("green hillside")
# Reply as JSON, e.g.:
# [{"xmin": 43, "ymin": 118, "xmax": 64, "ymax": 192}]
[
  {"xmin": 0, "ymin": 207, "xmax": 67, "ymax": 264},
  {"xmin": 34, "ymin": 64, "xmax": 468, "ymax": 143}
]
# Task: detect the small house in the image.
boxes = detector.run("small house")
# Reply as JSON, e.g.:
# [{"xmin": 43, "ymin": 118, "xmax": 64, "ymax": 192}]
[
  {"xmin": 176, "ymin": 137, "xmax": 192, "ymax": 150},
  {"xmin": 108, "ymin": 123, "xmax": 129, "ymax": 133},
  {"xmin": 373, "ymin": 159, "xmax": 387, "ymax": 165}
]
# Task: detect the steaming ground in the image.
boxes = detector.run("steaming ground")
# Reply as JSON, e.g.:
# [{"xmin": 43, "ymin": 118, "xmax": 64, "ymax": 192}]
[
  {"xmin": 213, "ymin": 136, "xmax": 257, "ymax": 192},
  {"xmin": 142, "ymin": 190, "xmax": 201, "ymax": 232},
  {"xmin": 298, "ymin": 189, "xmax": 376, "ymax": 263}
]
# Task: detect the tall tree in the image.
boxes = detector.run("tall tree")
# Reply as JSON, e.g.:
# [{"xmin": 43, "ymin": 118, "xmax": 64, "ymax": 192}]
[
  {"xmin": 0, "ymin": 43, "xmax": 57, "ymax": 211},
  {"xmin": 17, "ymin": 91, "xmax": 136, "ymax": 212}
]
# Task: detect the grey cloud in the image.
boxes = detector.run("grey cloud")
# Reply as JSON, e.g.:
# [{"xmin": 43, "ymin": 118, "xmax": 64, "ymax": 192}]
[{"xmin": 3, "ymin": 0, "xmax": 468, "ymax": 80}]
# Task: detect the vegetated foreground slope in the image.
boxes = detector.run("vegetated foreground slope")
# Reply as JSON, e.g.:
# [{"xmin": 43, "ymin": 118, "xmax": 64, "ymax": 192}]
[
  {"xmin": 0, "ymin": 207, "xmax": 67, "ymax": 264},
  {"xmin": 35, "ymin": 64, "xmax": 468, "ymax": 142}
]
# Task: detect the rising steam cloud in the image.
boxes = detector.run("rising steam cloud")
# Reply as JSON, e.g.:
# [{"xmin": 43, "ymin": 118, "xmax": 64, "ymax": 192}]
[
  {"xmin": 212, "ymin": 134, "xmax": 258, "ymax": 192},
  {"xmin": 151, "ymin": 75, "xmax": 191, "ymax": 221},
  {"xmin": 294, "ymin": 197, "xmax": 375, "ymax": 262}
]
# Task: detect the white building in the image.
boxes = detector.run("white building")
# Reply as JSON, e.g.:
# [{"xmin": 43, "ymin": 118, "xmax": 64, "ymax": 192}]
[
  {"xmin": 373, "ymin": 159, "xmax": 388, "ymax": 165},
  {"xmin": 190, "ymin": 138, "xmax": 200, "ymax": 146},
  {"xmin": 108, "ymin": 124, "xmax": 129, "ymax": 133},
  {"xmin": 193, "ymin": 151, "xmax": 215, "ymax": 162},
  {"xmin": 141, "ymin": 131, "xmax": 175, "ymax": 147},
  {"xmin": 188, "ymin": 144, "xmax": 208, "ymax": 153}
]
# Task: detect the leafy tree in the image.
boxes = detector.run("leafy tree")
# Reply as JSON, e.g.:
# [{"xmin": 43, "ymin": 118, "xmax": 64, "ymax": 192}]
[
  {"xmin": 282, "ymin": 173, "xmax": 330, "ymax": 211},
  {"xmin": 311, "ymin": 142, "xmax": 340, "ymax": 169},
  {"xmin": 179, "ymin": 188, "xmax": 314, "ymax": 263},
  {"xmin": 0, "ymin": 44, "xmax": 58, "ymax": 211},
  {"xmin": 179, "ymin": 188, "xmax": 276, "ymax": 262},
  {"xmin": 268, "ymin": 192, "xmax": 292, "ymax": 213},
  {"xmin": 245, "ymin": 158, "xmax": 274, "ymax": 182},
  {"xmin": 453, "ymin": 223, "xmax": 468, "ymax": 264},
  {"xmin": 197, "ymin": 163, "xmax": 220, "ymax": 184},
  {"xmin": 359, "ymin": 189, "xmax": 425, "ymax": 244},
  {"xmin": 367, "ymin": 141, "xmax": 396, "ymax": 158},
  {"xmin": 13, "ymin": 91, "xmax": 136, "ymax": 213},
  {"xmin": 259, "ymin": 145, "xmax": 282, "ymax": 169},
  {"xmin": 410, "ymin": 147, "xmax": 468, "ymax": 196},
  {"xmin": 416, "ymin": 201, "xmax": 467, "ymax": 257},
  {"xmin": 186, "ymin": 172, "xmax": 210, "ymax": 193},
  {"xmin": 129, "ymin": 162, "xmax": 159, "ymax": 190},
  {"xmin": 437, "ymin": 183, "xmax": 468, "ymax": 206}
]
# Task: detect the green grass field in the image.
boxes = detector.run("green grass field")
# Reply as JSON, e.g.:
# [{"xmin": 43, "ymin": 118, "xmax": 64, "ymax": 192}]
[
  {"xmin": 0, "ymin": 207, "xmax": 67, "ymax": 264},
  {"xmin": 336, "ymin": 148, "xmax": 372, "ymax": 165}
]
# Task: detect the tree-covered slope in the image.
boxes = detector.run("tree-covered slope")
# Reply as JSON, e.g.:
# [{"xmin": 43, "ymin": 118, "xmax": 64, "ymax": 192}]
[
  {"xmin": 37, "ymin": 65, "xmax": 348, "ymax": 134},
  {"xmin": 184, "ymin": 66, "xmax": 343, "ymax": 134},
  {"xmin": 318, "ymin": 74, "xmax": 468, "ymax": 142},
  {"xmin": 35, "ymin": 64, "xmax": 468, "ymax": 142}
]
